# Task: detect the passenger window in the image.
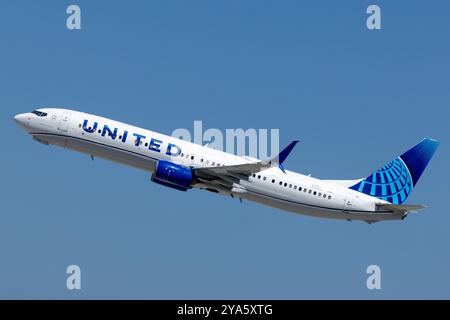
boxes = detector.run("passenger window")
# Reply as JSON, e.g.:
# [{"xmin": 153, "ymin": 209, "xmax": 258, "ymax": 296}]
[
  {"xmin": 272, "ymin": 179, "xmax": 275, "ymax": 183},
  {"xmin": 191, "ymin": 156, "xmax": 194, "ymax": 160},
  {"xmin": 308, "ymin": 190, "xmax": 312, "ymax": 194},
  {"xmin": 263, "ymin": 176, "xmax": 266, "ymax": 181},
  {"xmin": 279, "ymin": 181, "xmax": 282, "ymax": 185},
  {"xmin": 289, "ymin": 184, "xmax": 292, "ymax": 188},
  {"xmin": 318, "ymin": 193, "xmax": 321, "ymax": 197},
  {"xmin": 328, "ymin": 195, "xmax": 331, "ymax": 199},
  {"xmin": 313, "ymin": 191, "xmax": 317, "ymax": 195},
  {"xmin": 257, "ymin": 175, "xmax": 261, "ymax": 179},
  {"xmin": 284, "ymin": 183, "xmax": 287, "ymax": 187},
  {"xmin": 299, "ymin": 187, "xmax": 302, "ymax": 191},
  {"xmin": 294, "ymin": 186, "xmax": 297, "ymax": 190}
]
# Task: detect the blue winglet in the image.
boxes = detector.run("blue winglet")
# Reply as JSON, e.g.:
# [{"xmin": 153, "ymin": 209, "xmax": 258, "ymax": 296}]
[
  {"xmin": 271, "ymin": 140, "xmax": 299, "ymax": 173},
  {"xmin": 278, "ymin": 140, "xmax": 299, "ymax": 164}
]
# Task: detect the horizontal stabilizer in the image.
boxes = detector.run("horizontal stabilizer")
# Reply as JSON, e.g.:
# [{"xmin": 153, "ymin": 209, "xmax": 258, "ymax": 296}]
[{"xmin": 377, "ymin": 203, "xmax": 426, "ymax": 213}]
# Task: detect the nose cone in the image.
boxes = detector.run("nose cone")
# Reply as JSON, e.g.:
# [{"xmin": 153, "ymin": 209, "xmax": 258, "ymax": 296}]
[{"xmin": 14, "ymin": 113, "xmax": 30, "ymax": 130}]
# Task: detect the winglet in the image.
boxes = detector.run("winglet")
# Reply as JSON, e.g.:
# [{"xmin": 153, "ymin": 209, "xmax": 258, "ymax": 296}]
[
  {"xmin": 268, "ymin": 140, "xmax": 299, "ymax": 173},
  {"xmin": 278, "ymin": 140, "xmax": 299, "ymax": 164}
]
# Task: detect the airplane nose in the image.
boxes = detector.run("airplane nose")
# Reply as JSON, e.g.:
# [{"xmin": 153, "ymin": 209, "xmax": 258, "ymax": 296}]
[{"xmin": 14, "ymin": 113, "xmax": 30, "ymax": 130}]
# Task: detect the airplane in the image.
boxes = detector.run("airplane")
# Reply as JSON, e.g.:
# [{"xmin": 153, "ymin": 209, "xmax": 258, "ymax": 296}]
[{"xmin": 14, "ymin": 108, "xmax": 439, "ymax": 223}]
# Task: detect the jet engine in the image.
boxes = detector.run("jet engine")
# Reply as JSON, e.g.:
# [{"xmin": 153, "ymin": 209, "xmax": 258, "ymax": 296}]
[{"xmin": 151, "ymin": 160, "xmax": 194, "ymax": 191}]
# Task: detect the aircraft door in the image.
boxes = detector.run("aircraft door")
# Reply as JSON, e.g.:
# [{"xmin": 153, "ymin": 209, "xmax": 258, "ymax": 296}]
[
  {"xmin": 58, "ymin": 112, "xmax": 71, "ymax": 132},
  {"xmin": 343, "ymin": 196, "xmax": 353, "ymax": 211}
]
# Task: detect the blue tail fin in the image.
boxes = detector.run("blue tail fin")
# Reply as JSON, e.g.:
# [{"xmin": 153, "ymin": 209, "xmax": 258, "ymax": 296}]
[{"xmin": 349, "ymin": 139, "xmax": 440, "ymax": 204}]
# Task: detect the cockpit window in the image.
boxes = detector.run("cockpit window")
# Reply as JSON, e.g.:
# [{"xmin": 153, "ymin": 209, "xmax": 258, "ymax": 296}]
[{"xmin": 31, "ymin": 110, "xmax": 48, "ymax": 117}]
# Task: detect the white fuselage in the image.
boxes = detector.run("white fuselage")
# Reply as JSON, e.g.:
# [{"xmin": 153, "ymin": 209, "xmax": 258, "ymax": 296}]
[{"xmin": 14, "ymin": 108, "xmax": 401, "ymax": 222}]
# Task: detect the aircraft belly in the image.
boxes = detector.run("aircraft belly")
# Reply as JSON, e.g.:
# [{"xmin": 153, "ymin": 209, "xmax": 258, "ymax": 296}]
[
  {"xmin": 240, "ymin": 189, "xmax": 403, "ymax": 222},
  {"xmin": 33, "ymin": 133, "xmax": 157, "ymax": 171}
]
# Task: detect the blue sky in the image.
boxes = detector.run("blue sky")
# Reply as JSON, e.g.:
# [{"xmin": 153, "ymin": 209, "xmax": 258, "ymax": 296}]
[{"xmin": 0, "ymin": 1, "xmax": 449, "ymax": 299}]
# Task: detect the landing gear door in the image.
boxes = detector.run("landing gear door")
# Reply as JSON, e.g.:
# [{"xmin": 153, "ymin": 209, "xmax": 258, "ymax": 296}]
[{"xmin": 58, "ymin": 112, "xmax": 71, "ymax": 132}]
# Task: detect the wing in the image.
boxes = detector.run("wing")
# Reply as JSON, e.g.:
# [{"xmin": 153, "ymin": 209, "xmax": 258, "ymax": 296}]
[{"xmin": 193, "ymin": 141, "xmax": 299, "ymax": 188}]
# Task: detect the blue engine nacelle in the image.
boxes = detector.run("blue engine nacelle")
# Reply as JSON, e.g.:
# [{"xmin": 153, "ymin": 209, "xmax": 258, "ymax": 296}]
[{"xmin": 151, "ymin": 160, "xmax": 194, "ymax": 191}]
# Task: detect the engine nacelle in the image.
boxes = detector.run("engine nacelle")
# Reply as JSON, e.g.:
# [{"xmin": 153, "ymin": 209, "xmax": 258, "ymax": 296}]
[{"xmin": 151, "ymin": 160, "xmax": 193, "ymax": 191}]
